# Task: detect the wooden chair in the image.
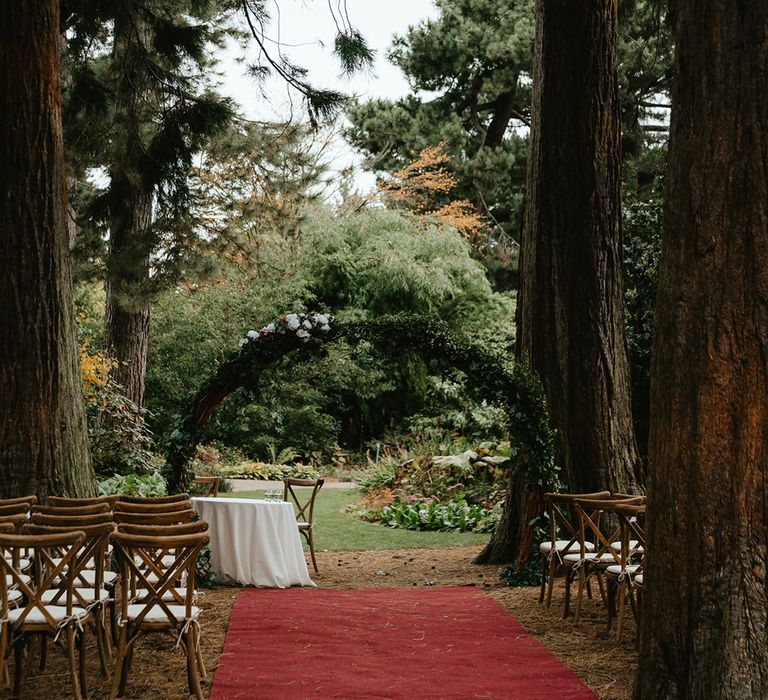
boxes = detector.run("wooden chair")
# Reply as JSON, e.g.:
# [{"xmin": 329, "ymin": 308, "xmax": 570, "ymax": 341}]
[
  {"xmin": 114, "ymin": 499, "xmax": 192, "ymax": 514},
  {"xmin": 0, "ymin": 503, "xmax": 31, "ymax": 518},
  {"xmin": 30, "ymin": 511, "xmax": 113, "ymax": 528},
  {"xmin": 110, "ymin": 531, "xmax": 209, "ymax": 699},
  {"xmin": 112, "ymin": 509, "xmax": 196, "ymax": 527},
  {"xmin": 0, "ymin": 530, "xmax": 91, "ymax": 699},
  {"xmin": 283, "ymin": 478, "xmax": 324, "ymax": 574},
  {"xmin": 568, "ymin": 496, "xmax": 645, "ymax": 624},
  {"xmin": 0, "ymin": 496, "xmax": 37, "ymax": 508},
  {"xmin": 47, "ymin": 495, "xmax": 118, "ymax": 508},
  {"xmin": 33, "ymin": 502, "xmax": 112, "ymax": 517},
  {"xmin": 23, "ymin": 522, "xmax": 115, "ymax": 675},
  {"xmin": 0, "ymin": 514, "xmax": 31, "ymax": 533},
  {"xmin": 604, "ymin": 503, "xmax": 646, "ymax": 638},
  {"xmin": 539, "ymin": 490, "xmax": 610, "ymax": 609},
  {"xmin": 191, "ymin": 476, "xmax": 222, "ymax": 497},
  {"xmin": 117, "ymin": 493, "xmax": 190, "ymax": 504}
]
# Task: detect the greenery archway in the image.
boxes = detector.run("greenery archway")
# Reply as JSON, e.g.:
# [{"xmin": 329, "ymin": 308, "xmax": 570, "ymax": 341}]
[{"xmin": 167, "ymin": 313, "xmax": 560, "ymax": 564}]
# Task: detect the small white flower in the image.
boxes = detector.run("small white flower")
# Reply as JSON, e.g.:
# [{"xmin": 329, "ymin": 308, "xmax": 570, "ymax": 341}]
[
  {"xmin": 247, "ymin": 330, "xmax": 258, "ymax": 340},
  {"xmin": 320, "ymin": 324, "xmax": 331, "ymax": 332},
  {"xmin": 313, "ymin": 313, "xmax": 329, "ymax": 326},
  {"xmin": 263, "ymin": 323, "xmax": 276, "ymax": 333},
  {"xmin": 238, "ymin": 338, "xmax": 248, "ymax": 348},
  {"xmin": 302, "ymin": 319, "xmax": 312, "ymax": 329},
  {"xmin": 286, "ymin": 314, "xmax": 300, "ymax": 331},
  {"xmin": 296, "ymin": 329, "xmax": 310, "ymax": 339}
]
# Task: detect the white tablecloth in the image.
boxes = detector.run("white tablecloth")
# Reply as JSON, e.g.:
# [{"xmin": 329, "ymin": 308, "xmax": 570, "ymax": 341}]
[{"xmin": 192, "ymin": 497, "xmax": 314, "ymax": 588}]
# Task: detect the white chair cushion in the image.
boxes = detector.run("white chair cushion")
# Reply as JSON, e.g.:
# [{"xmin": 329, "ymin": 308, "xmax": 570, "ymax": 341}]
[
  {"xmin": 4, "ymin": 557, "xmax": 31, "ymax": 571},
  {"xmin": 42, "ymin": 587, "xmax": 110, "ymax": 605},
  {"xmin": 134, "ymin": 554, "xmax": 177, "ymax": 568},
  {"xmin": 605, "ymin": 564, "xmax": 641, "ymax": 576},
  {"xmin": 5, "ymin": 573, "xmax": 31, "ymax": 587},
  {"xmin": 126, "ymin": 603, "xmax": 200, "ymax": 624},
  {"xmin": 563, "ymin": 552, "xmax": 617, "ymax": 564},
  {"xmin": 609, "ymin": 540, "xmax": 643, "ymax": 553},
  {"xmin": 132, "ymin": 587, "xmax": 190, "ymax": 603},
  {"xmin": 72, "ymin": 570, "xmax": 118, "ymax": 587},
  {"xmin": 539, "ymin": 540, "xmax": 595, "ymax": 553},
  {"xmin": 8, "ymin": 605, "xmax": 89, "ymax": 626}
]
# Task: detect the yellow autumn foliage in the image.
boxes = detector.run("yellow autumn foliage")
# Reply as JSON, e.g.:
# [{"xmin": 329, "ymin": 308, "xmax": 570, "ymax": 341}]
[{"xmin": 79, "ymin": 342, "xmax": 114, "ymax": 404}]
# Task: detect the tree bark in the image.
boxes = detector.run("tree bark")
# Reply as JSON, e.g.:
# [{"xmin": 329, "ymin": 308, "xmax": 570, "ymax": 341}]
[
  {"xmin": 103, "ymin": 9, "xmax": 152, "ymax": 407},
  {"xmin": 635, "ymin": 2, "xmax": 768, "ymax": 697},
  {"xmin": 516, "ymin": 0, "xmax": 641, "ymax": 495},
  {"xmin": 0, "ymin": 0, "xmax": 96, "ymax": 498}
]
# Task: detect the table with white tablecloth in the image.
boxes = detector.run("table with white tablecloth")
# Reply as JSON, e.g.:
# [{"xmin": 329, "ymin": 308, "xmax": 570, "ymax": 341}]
[{"xmin": 191, "ymin": 497, "xmax": 314, "ymax": 588}]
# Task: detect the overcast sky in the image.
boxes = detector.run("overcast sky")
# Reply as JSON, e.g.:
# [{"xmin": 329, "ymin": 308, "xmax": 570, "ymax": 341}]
[{"xmin": 216, "ymin": 1, "xmax": 438, "ymax": 190}]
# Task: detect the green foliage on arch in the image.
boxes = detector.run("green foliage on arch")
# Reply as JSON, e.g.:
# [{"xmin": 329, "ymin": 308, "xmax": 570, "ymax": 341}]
[{"xmin": 166, "ymin": 313, "xmax": 559, "ymax": 494}]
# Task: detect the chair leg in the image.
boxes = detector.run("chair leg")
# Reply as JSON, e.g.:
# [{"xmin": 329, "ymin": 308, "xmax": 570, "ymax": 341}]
[
  {"xmin": 13, "ymin": 637, "xmax": 24, "ymax": 698},
  {"xmin": 194, "ymin": 625, "xmax": 206, "ymax": 679},
  {"xmin": 185, "ymin": 629, "xmax": 204, "ymax": 700},
  {"xmin": 94, "ymin": 611, "xmax": 109, "ymax": 676},
  {"xmin": 538, "ymin": 556, "xmax": 547, "ymax": 603},
  {"xmin": 78, "ymin": 628, "xmax": 88, "ymax": 699},
  {"xmin": 574, "ymin": 567, "xmax": 586, "ymax": 624},
  {"xmin": 109, "ymin": 626, "xmax": 127, "ymax": 700},
  {"xmin": 308, "ymin": 530, "xmax": 319, "ymax": 574},
  {"xmin": 546, "ymin": 559, "xmax": 557, "ymax": 608},
  {"xmin": 66, "ymin": 627, "xmax": 83, "ymax": 700},
  {"xmin": 616, "ymin": 578, "xmax": 627, "ymax": 638},
  {"xmin": 39, "ymin": 635, "xmax": 47, "ymax": 670},
  {"xmin": 563, "ymin": 568, "xmax": 573, "ymax": 619}
]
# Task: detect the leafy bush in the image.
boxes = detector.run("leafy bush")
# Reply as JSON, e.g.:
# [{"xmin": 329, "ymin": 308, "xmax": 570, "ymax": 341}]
[
  {"xmin": 374, "ymin": 497, "xmax": 502, "ymax": 533},
  {"xmin": 219, "ymin": 462, "xmax": 319, "ymax": 481},
  {"xmin": 97, "ymin": 470, "xmax": 167, "ymax": 497}
]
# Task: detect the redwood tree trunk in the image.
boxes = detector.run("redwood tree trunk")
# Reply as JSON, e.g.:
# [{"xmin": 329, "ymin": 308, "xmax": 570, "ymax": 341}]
[
  {"xmin": 0, "ymin": 0, "xmax": 96, "ymax": 498},
  {"xmin": 516, "ymin": 0, "xmax": 641, "ymax": 494},
  {"xmin": 635, "ymin": 2, "xmax": 768, "ymax": 697}
]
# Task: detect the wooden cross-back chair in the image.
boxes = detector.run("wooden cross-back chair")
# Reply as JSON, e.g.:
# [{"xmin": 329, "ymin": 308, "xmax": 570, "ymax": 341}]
[
  {"xmin": 283, "ymin": 478, "xmax": 324, "ymax": 574},
  {"xmin": 0, "ymin": 530, "xmax": 91, "ymax": 699},
  {"xmin": 0, "ymin": 496, "xmax": 37, "ymax": 508},
  {"xmin": 114, "ymin": 499, "xmax": 192, "ymax": 515},
  {"xmin": 0, "ymin": 503, "xmax": 31, "ymax": 518},
  {"xmin": 33, "ymin": 502, "xmax": 112, "ymax": 517},
  {"xmin": 112, "ymin": 509, "xmax": 196, "ymax": 527},
  {"xmin": 191, "ymin": 476, "xmax": 222, "ymax": 497},
  {"xmin": 30, "ymin": 511, "xmax": 113, "ymax": 528},
  {"xmin": 569, "ymin": 496, "xmax": 645, "ymax": 624},
  {"xmin": 117, "ymin": 492, "xmax": 190, "ymax": 505},
  {"xmin": 23, "ymin": 522, "xmax": 116, "ymax": 676},
  {"xmin": 110, "ymin": 531, "xmax": 209, "ymax": 699},
  {"xmin": 47, "ymin": 494, "xmax": 118, "ymax": 509},
  {"xmin": 604, "ymin": 503, "xmax": 646, "ymax": 638},
  {"xmin": 539, "ymin": 490, "xmax": 611, "ymax": 609}
]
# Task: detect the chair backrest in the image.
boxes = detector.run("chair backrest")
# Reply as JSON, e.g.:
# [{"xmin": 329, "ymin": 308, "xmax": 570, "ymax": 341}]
[
  {"xmin": 114, "ymin": 499, "xmax": 192, "ymax": 514},
  {"xmin": 47, "ymin": 495, "xmax": 118, "ymax": 508},
  {"xmin": 283, "ymin": 478, "xmax": 324, "ymax": 526},
  {"xmin": 0, "ymin": 503, "xmax": 31, "ymax": 517},
  {"xmin": 22, "ymin": 522, "xmax": 115, "ymax": 601},
  {"xmin": 191, "ymin": 476, "xmax": 222, "ymax": 497},
  {"xmin": 112, "ymin": 509, "xmax": 196, "ymax": 527},
  {"xmin": 112, "ymin": 531, "xmax": 209, "ymax": 625},
  {"xmin": 0, "ymin": 530, "xmax": 85, "ymax": 625},
  {"xmin": 30, "ymin": 512, "xmax": 113, "ymax": 528},
  {"xmin": 117, "ymin": 493, "xmax": 190, "ymax": 505},
  {"xmin": 613, "ymin": 502, "xmax": 647, "ymax": 568},
  {"xmin": 0, "ymin": 496, "xmax": 37, "ymax": 508},
  {"xmin": 33, "ymin": 502, "xmax": 111, "ymax": 516},
  {"xmin": 117, "ymin": 521, "xmax": 209, "ymax": 536},
  {"xmin": 572, "ymin": 496, "xmax": 645, "ymax": 563},
  {"xmin": 543, "ymin": 491, "xmax": 611, "ymax": 553},
  {"xmin": 0, "ymin": 514, "xmax": 31, "ymax": 533}
]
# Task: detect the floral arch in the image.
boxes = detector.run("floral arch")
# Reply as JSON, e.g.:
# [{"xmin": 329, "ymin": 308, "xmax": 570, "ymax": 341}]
[{"xmin": 166, "ymin": 312, "xmax": 558, "ymax": 563}]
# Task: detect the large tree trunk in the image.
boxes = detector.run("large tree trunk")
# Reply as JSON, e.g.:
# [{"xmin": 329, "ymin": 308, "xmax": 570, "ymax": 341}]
[
  {"xmin": 478, "ymin": 0, "xmax": 641, "ymax": 564},
  {"xmin": 0, "ymin": 0, "xmax": 96, "ymax": 498},
  {"xmin": 517, "ymin": 0, "xmax": 641, "ymax": 494},
  {"xmin": 103, "ymin": 10, "xmax": 152, "ymax": 407},
  {"xmin": 635, "ymin": 2, "xmax": 768, "ymax": 698}
]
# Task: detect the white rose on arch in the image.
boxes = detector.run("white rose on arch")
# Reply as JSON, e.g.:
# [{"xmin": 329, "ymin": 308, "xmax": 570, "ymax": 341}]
[
  {"xmin": 238, "ymin": 338, "xmax": 248, "ymax": 348},
  {"xmin": 286, "ymin": 314, "xmax": 300, "ymax": 331},
  {"xmin": 246, "ymin": 330, "xmax": 258, "ymax": 340},
  {"xmin": 296, "ymin": 329, "xmax": 311, "ymax": 341},
  {"xmin": 313, "ymin": 313, "xmax": 329, "ymax": 326}
]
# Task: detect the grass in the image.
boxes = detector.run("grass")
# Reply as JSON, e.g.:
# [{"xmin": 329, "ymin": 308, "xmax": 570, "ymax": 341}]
[{"xmin": 223, "ymin": 487, "xmax": 491, "ymax": 552}]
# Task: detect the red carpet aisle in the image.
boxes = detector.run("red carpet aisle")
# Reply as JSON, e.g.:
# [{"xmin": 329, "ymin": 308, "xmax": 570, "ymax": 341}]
[{"xmin": 210, "ymin": 586, "xmax": 597, "ymax": 699}]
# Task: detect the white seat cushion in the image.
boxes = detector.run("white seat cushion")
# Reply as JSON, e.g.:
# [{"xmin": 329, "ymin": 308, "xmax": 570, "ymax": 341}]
[
  {"xmin": 134, "ymin": 554, "xmax": 177, "ymax": 568},
  {"xmin": 42, "ymin": 587, "xmax": 110, "ymax": 605},
  {"xmin": 605, "ymin": 564, "xmax": 641, "ymax": 576},
  {"xmin": 610, "ymin": 540, "xmax": 643, "ymax": 553},
  {"xmin": 126, "ymin": 603, "xmax": 200, "ymax": 624},
  {"xmin": 132, "ymin": 587, "xmax": 190, "ymax": 603},
  {"xmin": 72, "ymin": 570, "xmax": 118, "ymax": 587},
  {"xmin": 539, "ymin": 540, "xmax": 595, "ymax": 554},
  {"xmin": 9, "ymin": 605, "xmax": 89, "ymax": 626},
  {"xmin": 4, "ymin": 557, "xmax": 31, "ymax": 571},
  {"xmin": 5, "ymin": 573, "xmax": 31, "ymax": 587},
  {"xmin": 563, "ymin": 552, "xmax": 617, "ymax": 564}
]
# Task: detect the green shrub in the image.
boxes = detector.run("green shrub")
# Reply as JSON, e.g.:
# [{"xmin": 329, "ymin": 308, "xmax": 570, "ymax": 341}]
[
  {"xmin": 97, "ymin": 470, "xmax": 167, "ymax": 497},
  {"xmin": 219, "ymin": 462, "xmax": 319, "ymax": 481},
  {"xmin": 374, "ymin": 497, "xmax": 502, "ymax": 533}
]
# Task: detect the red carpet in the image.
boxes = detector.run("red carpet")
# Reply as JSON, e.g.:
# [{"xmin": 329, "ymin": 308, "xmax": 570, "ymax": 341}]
[{"xmin": 210, "ymin": 586, "xmax": 596, "ymax": 699}]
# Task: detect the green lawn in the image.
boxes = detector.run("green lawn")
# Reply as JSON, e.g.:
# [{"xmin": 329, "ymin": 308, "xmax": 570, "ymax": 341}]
[{"xmin": 223, "ymin": 487, "xmax": 491, "ymax": 552}]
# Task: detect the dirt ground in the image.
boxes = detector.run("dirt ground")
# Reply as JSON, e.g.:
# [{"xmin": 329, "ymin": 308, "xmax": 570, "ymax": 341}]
[{"xmin": 4, "ymin": 547, "xmax": 637, "ymax": 699}]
